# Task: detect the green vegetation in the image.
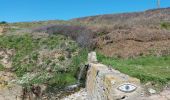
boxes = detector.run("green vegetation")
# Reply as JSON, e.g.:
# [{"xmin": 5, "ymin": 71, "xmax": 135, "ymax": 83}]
[
  {"xmin": 0, "ymin": 34, "xmax": 87, "ymax": 89},
  {"xmin": 161, "ymin": 22, "xmax": 170, "ymax": 30},
  {"xmin": 69, "ymin": 49, "xmax": 88, "ymax": 73},
  {"xmin": 11, "ymin": 20, "xmax": 84, "ymax": 29},
  {"xmin": 48, "ymin": 49, "xmax": 88, "ymax": 87},
  {"xmin": 0, "ymin": 63, "xmax": 4, "ymax": 71},
  {"xmin": 0, "ymin": 35, "xmax": 38, "ymax": 76},
  {"xmin": 0, "ymin": 21, "xmax": 7, "ymax": 25},
  {"xmin": 97, "ymin": 53, "xmax": 170, "ymax": 85}
]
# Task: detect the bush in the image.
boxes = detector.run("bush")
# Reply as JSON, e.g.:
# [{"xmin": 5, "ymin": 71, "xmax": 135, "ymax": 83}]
[
  {"xmin": 161, "ymin": 22, "xmax": 170, "ymax": 29},
  {"xmin": 0, "ymin": 21, "xmax": 7, "ymax": 24},
  {"xmin": 32, "ymin": 24, "xmax": 94, "ymax": 48}
]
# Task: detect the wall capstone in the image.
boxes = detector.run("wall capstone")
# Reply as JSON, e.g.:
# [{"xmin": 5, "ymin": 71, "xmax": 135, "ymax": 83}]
[{"xmin": 88, "ymin": 52, "xmax": 97, "ymax": 63}]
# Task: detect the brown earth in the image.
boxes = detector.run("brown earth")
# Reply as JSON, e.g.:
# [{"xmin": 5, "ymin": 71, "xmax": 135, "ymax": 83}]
[
  {"xmin": 73, "ymin": 8, "xmax": 170, "ymax": 58},
  {"xmin": 94, "ymin": 28, "xmax": 170, "ymax": 58}
]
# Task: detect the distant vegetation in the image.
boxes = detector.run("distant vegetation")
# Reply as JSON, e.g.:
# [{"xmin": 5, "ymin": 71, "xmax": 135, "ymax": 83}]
[
  {"xmin": 32, "ymin": 24, "xmax": 95, "ymax": 48},
  {"xmin": 0, "ymin": 21, "xmax": 7, "ymax": 24}
]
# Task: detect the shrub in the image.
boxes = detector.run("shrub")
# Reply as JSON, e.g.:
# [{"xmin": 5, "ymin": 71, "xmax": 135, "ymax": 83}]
[
  {"xmin": 32, "ymin": 24, "xmax": 94, "ymax": 48},
  {"xmin": 161, "ymin": 22, "xmax": 170, "ymax": 29},
  {"xmin": 0, "ymin": 21, "xmax": 7, "ymax": 24}
]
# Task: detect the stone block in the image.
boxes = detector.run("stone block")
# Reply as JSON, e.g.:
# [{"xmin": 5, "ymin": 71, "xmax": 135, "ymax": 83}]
[
  {"xmin": 86, "ymin": 63, "xmax": 143, "ymax": 100},
  {"xmin": 88, "ymin": 52, "xmax": 98, "ymax": 63}
]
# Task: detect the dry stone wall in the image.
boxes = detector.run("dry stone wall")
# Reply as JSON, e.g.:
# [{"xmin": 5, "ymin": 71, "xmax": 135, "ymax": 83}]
[{"xmin": 86, "ymin": 52, "xmax": 144, "ymax": 100}]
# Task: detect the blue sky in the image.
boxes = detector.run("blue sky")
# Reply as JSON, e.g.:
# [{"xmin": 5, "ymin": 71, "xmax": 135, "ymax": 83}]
[{"xmin": 0, "ymin": 0, "xmax": 170, "ymax": 22}]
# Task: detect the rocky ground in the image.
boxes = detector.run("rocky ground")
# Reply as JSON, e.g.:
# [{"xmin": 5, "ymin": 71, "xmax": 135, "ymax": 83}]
[
  {"xmin": 0, "ymin": 49, "xmax": 23, "ymax": 100},
  {"xmin": 148, "ymin": 89, "xmax": 170, "ymax": 100},
  {"xmin": 61, "ymin": 88, "xmax": 170, "ymax": 100},
  {"xmin": 0, "ymin": 71, "xmax": 22, "ymax": 100},
  {"xmin": 61, "ymin": 89, "xmax": 87, "ymax": 100}
]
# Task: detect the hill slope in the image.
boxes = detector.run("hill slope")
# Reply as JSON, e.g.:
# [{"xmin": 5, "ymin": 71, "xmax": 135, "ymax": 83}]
[
  {"xmin": 72, "ymin": 8, "xmax": 170, "ymax": 58},
  {"xmin": 73, "ymin": 8, "xmax": 170, "ymax": 25}
]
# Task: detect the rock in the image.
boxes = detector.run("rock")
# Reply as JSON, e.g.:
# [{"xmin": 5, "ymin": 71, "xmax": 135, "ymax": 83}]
[
  {"xmin": 0, "ymin": 71, "xmax": 22, "ymax": 100},
  {"xmin": 0, "ymin": 25, "xmax": 8, "ymax": 35},
  {"xmin": 0, "ymin": 49, "xmax": 13, "ymax": 69},
  {"xmin": 148, "ymin": 88, "xmax": 156, "ymax": 94},
  {"xmin": 86, "ymin": 63, "xmax": 143, "ymax": 100},
  {"xmin": 88, "ymin": 52, "xmax": 97, "ymax": 63}
]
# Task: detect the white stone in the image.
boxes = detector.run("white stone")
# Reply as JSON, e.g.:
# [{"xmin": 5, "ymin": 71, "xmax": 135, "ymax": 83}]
[{"xmin": 148, "ymin": 88, "xmax": 156, "ymax": 94}]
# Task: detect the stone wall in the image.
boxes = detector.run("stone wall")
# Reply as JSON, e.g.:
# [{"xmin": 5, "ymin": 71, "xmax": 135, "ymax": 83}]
[{"xmin": 86, "ymin": 52, "xmax": 143, "ymax": 100}]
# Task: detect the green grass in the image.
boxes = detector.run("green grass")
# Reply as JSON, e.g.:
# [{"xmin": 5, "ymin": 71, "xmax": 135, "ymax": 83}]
[{"xmin": 97, "ymin": 53, "xmax": 170, "ymax": 85}]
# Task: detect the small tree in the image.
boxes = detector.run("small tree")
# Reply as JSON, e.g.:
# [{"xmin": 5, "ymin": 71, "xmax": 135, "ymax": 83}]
[{"xmin": 0, "ymin": 21, "xmax": 7, "ymax": 24}]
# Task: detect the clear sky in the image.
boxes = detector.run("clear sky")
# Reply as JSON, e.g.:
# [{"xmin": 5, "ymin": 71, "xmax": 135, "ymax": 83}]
[{"xmin": 0, "ymin": 0, "xmax": 170, "ymax": 22}]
